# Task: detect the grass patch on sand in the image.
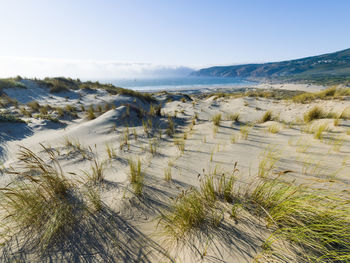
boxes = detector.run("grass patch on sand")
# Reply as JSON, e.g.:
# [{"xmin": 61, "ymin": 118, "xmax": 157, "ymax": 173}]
[
  {"xmin": 303, "ymin": 106, "xmax": 327, "ymax": 123},
  {"xmin": 157, "ymin": 167, "xmax": 237, "ymax": 245},
  {"xmin": 37, "ymin": 77, "xmax": 156, "ymax": 102},
  {"xmin": 86, "ymin": 105, "xmax": 96, "ymax": 120},
  {"xmin": 174, "ymin": 137, "xmax": 185, "ymax": 153},
  {"xmin": 128, "ymin": 158, "xmax": 144, "ymax": 196},
  {"xmin": 0, "ymin": 78, "xmax": 26, "ymax": 92},
  {"xmin": 313, "ymin": 123, "xmax": 328, "ymax": 140},
  {"xmin": 267, "ymin": 123, "xmax": 281, "ymax": 134},
  {"xmin": 158, "ymin": 166, "xmax": 350, "ymax": 262},
  {"xmin": 158, "ymin": 189, "xmax": 206, "ymax": 242},
  {"xmin": 27, "ymin": 101, "xmax": 41, "ymax": 112},
  {"xmin": 240, "ymin": 125, "xmax": 250, "ymax": 140},
  {"xmin": 166, "ymin": 116, "xmax": 175, "ymax": 137},
  {"xmin": 0, "ymin": 146, "xmax": 84, "ymax": 251},
  {"xmin": 83, "ymin": 153, "xmax": 106, "ymax": 184},
  {"xmin": 105, "ymin": 143, "xmax": 117, "ymax": 159},
  {"xmin": 164, "ymin": 166, "xmax": 172, "ymax": 182},
  {"xmin": 301, "ymin": 122, "xmax": 329, "ymax": 140},
  {"xmin": 293, "ymin": 86, "xmax": 350, "ymax": 103},
  {"xmin": 0, "ymin": 112, "xmax": 25, "ymax": 123},
  {"xmin": 340, "ymin": 106, "xmax": 350, "ymax": 120},
  {"xmin": 249, "ymin": 177, "xmax": 350, "ymax": 262},
  {"xmin": 226, "ymin": 112, "xmax": 240, "ymax": 122},
  {"xmin": 260, "ymin": 110, "xmax": 274, "ymax": 123},
  {"xmin": 212, "ymin": 113, "xmax": 222, "ymax": 126},
  {"xmin": 258, "ymin": 145, "xmax": 281, "ymax": 178}
]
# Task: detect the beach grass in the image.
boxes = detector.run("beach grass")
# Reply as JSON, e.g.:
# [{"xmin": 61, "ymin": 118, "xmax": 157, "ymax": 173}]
[
  {"xmin": 0, "ymin": 146, "xmax": 79, "ymax": 251},
  {"xmin": 128, "ymin": 158, "xmax": 144, "ymax": 196},
  {"xmin": 258, "ymin": 145, "xmax": 280, "ymax": 177},
  {"xmin": 212, "ymin": 113, "xmax": 222, "ymax": 126},
  {"xmin": 83, "ymin": 153, "xmax": 105, "ymax": 183},
  {"xmin": 164, "ymin": 167, "xmax": 172, "ymax": 182},
  {"xmin": 158, "ymin": 189, "xmax": 206, "ymax": 243},
  {"xmin": 240, "ymin": 125, "xmax": 250, "ymax": 140},
  {"xmin": 303, "ymin": 106, "xmax": 326, "ymax": 123},
  {"xmin": 227, "ymin": 112, "xmax": 240, "ymax": 122},
  {"xmin": 267, "ymin": 123, "xmax": 281, "ymax": 134},
  {"xmin": 260, "ymin": 110, "xmax": 273, "ymax": 123},
  {"xmin": 249, "ymin": 177, "xmax": 350, "ymax": 262},
  {"xmin": 313, "ymin": 123, "xmax": 328, "ymax": 140}
]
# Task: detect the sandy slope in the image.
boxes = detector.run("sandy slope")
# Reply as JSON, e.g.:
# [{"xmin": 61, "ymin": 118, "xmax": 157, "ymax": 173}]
[{"xmin": 0, "ymin": 83, "xmax": 349, "ymax": 262}]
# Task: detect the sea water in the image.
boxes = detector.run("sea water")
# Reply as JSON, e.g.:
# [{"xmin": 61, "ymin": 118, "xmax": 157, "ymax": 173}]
[{"xmin": 107, "ymin": 76, "xmax": 254, "ymax": 92}]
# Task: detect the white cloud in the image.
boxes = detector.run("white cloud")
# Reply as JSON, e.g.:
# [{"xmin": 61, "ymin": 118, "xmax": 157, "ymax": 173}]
[{"xmin": 0, "ymin": 57, "xmax": 194, "ymax": 79}]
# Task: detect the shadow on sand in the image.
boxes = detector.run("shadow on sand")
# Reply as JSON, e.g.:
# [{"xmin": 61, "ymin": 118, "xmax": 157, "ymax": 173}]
[
  {"xmin": 0, "ymin": 122, "xmax": 34, "ymax": 160},
  {"xmin": 0, "ymin": 205, "xmax": 171, "ymax": 263}
]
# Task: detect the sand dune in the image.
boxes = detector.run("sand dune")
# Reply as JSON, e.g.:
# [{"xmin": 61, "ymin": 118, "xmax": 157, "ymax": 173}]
[{"xmin": 0, "ymin": 82, "xmax": 349, "ymax": 262}]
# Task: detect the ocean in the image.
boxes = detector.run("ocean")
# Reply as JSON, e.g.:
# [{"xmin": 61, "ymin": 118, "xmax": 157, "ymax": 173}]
[{"xmin": 107, "ymin": 76, "xmax": 254, "ymax": 92}]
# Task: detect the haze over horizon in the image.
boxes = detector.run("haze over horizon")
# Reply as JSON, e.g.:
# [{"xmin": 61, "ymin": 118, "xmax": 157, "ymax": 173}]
[{"xmin": 0, "ymin": 0, "xmax": 349, "ymax": 79}]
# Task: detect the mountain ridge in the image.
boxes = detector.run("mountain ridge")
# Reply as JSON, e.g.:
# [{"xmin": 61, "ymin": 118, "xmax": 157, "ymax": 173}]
[{"xmin": 192, "ymin": 48, "xmax": 350, "ymax": 84}]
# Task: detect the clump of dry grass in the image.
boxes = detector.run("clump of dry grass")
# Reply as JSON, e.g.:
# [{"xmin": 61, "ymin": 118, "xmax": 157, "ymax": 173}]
[
  {"xmin": 158, "ymin": 189, "xmax": 206, "ymax": 242},
  {"xmin": 27, "ymin": 101, "xmax": 41, "ymax": 112},
  {"xmin": 258, "ymin": 145, "xmax": 281, "ymax": 177},
  {"xmin": 303, "ymin": 106, "xmax": 326, "ymax": 123},
  {"xmin": 340, "ymin": 106, "xmax": 350, "ymax": 120},
  {"xmin": 212, "ymin": 113, "xmax": 222, "ymax": 126},
  {"xmin": 84, "ymin": 186, "xmax": 103, "ymax": 212},
  {"xmin": 86, "ymin": 105, "xmax": 96, "ymax": 120},
  {"xmin": 302, "ymin": 122, "xmax": 329, "ymax": 140},
  {"xmin": 334, "ymin": 118, "xmax": 340, "ymax": 126},
  {"xmin": 292, "ymin": 86, "xmax": 350, "ymax": 103},
  {"xmin": 0, "ymin": 112, "xmax": 25, "ymax": 123},
  {"xmin": 248, "ymin": 177, "xmax": 350, "ymax": 262},
  {"xmin": 0, "ymin": 146, "xmax": 80, "ymax": 251},
  {"xmin": 164, "ymin": 167, "xmax": 172, "ymax": 182},
  {"xmin": 174, "ymin": 138, "xmax": 185, "ymax": 153},
  {"xmin": 20, "ymin": 107, "xmax": 32, "ymax": 117},
  {"xmin": 157, "ymin": 166, "xmax": 238, "ymax": 245},
  {"xmin": 267, "ymin": 123, "xmax": 281, "ymax": 134},
  {"xmin": 199, "ymin": 165, "xmax": 237, "ymax": 204},
  {"xmin": 260, "ymin": 110, "xmax": 273, "ymax": 123},
  {"xmin": 128, "ymin": 158, "xmax": 144, "ymax": 196},
  {"xmin": 227, "ymin": 113, "xmax": 240, "ymax": 122},
  {"xmin": 83, "ymin": 152, "xmax": 106, "ymax": 183},
  {"xmin": 166, "ymin": 116, "xmax": 175, "ymax": 137},
  {"xmin": 119, "ymin": 128, "xmax": 130, "ymax": 150},
  {"xmin": 240, "ymin": 125, "xmax": 250, "ymax": 140},
  {"xmin": 149, "ymin": 103, "xmax": 162, "ymax": 116},
  {"xmin": 149, "ymin": 138, "xmax": 158, "ymax": 155},
  {"xmin": 313, "ymin": 123, "xmax": 328, "ymax": 140},
  {"xmin": 105, "ymin": 143, "xmax": 116, "ymax": 159}
]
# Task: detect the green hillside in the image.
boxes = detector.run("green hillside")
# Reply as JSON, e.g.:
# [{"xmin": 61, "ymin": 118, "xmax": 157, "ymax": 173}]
[{"xmin": 193, "ymin": 48, "xmax": 350, "ymax": 84}]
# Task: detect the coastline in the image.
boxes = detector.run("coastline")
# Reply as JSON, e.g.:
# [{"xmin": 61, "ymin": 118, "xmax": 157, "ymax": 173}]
[{"xmin": 143, "ymin": 82, "xmax": 327, "ymax": 94}]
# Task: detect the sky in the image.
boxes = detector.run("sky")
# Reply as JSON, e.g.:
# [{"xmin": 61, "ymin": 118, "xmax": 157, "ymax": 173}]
[{"xmin": 0, "ymin": 0, "xmax": 349, "ymax": 79}]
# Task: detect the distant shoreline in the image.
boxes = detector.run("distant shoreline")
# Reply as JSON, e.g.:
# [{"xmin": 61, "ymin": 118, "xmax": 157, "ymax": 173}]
[{"xmin": 142, "ymin": 82, "xmax": 327, "ymax": 95}]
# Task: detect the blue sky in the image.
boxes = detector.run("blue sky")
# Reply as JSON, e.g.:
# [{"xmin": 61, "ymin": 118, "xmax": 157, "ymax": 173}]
[{"xmin": 0, "ymin": 0, "xmax": 349, "ymax": 78}]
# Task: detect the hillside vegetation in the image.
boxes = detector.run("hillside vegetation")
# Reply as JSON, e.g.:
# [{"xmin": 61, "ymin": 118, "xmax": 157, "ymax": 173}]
[
  {"xmin": 193, "ymin": 48, "xmax": 350, "ymax": 85},
  {"xmin": 0, "ymin": 77, "xmax": 155, "ymax": 103}
]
